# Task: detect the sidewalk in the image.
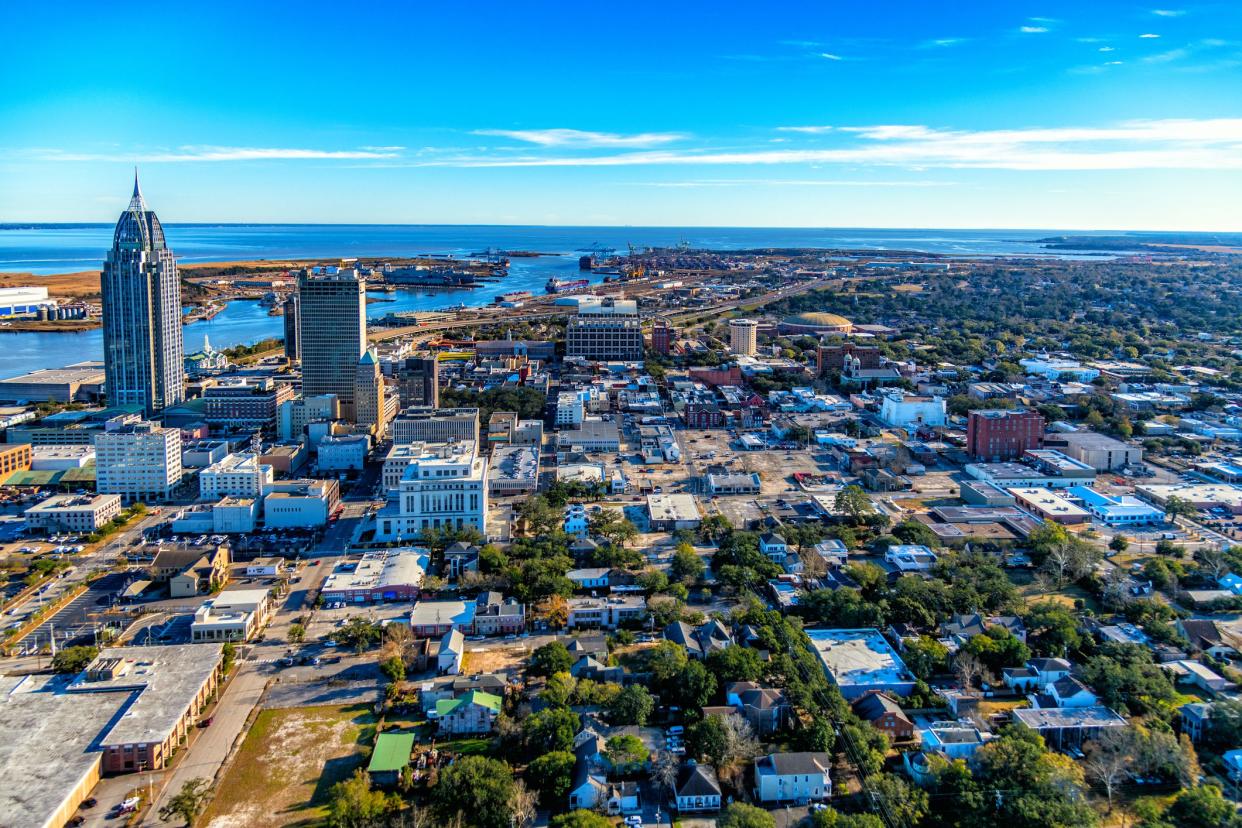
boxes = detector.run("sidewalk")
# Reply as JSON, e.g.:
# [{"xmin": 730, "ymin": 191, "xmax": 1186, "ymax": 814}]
[{"xmin": 143, "ymin": 664, "xmax": 269, "ymax": 825}]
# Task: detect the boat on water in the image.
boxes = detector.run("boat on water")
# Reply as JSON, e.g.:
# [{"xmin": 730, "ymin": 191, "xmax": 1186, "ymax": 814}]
[{"xmin": 546, "ymin": 278, "xmax": 590, "ymax": 294}]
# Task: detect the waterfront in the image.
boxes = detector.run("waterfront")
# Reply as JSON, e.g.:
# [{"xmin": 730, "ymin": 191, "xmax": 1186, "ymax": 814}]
[{"xmin": 0, "ymin": 223, "xmax": 1090, "ymax": 380}]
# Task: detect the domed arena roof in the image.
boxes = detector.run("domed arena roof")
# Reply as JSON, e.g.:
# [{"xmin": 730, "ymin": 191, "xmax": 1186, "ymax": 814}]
[{"xmin": 782, "ymin": 311, "xmax": 853, "ymax": 330}]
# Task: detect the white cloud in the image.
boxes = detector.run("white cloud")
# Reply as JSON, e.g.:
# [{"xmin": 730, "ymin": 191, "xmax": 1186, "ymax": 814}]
[
  {"xmin": 1104, "ymin": 61, "xmax": 1124, "ymax": 65},
  {"xmin": 1020, "ymin": 26, "xmax": 1049, "ymax": 33},
  {"xmin": 406, "ymin": 118, "xmax": 1242, "ymax": 172},
  {"xmin": 470, "ymin": 128, "xmax": 685, "ymax": 148},
  {"xmin": 1152, "ymin": 9, "xmax": 1185, "ymax": 16},
  {"xmin": 26, "ymin": 146, "xmax": 402, "ymax": 162},
  {"xmin": 629, "ymin": 178, "xmax": 957, "ymax": 188},
  {"xmin": 923, "ymin": 38, "xmax": 966, "ymax": 48},
  {"xmin": 1099, "ymin": 46, "xmax": 1116, "ymax": 52},
  {"xmin": 820, "ymin": 52, "xmax": 845, "ymax": 60},
  {"xmin": 776, "ymin": 126, "xmax": 835, "ymax": 134},
  {"xmin": 1139, "ymin": 33, "xmax": 1162, "ymax": 38}
]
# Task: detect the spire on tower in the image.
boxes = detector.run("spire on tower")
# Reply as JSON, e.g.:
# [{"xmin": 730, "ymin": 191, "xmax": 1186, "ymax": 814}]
[{"xmin": 129, "ymin": 167, "xmax": 146, "ymax": 211}]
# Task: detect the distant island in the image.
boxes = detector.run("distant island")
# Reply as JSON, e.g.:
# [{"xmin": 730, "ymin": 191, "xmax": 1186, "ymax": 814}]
[{"xmin": 1036, "ymin": 232, "xmax": 1242, "ymax": 254}]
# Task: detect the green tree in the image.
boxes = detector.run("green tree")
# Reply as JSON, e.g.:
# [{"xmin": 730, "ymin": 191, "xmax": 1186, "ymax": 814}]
[
  {"xmin": 1109, "ymin": 534, "xmax": 1129, "ymax": 553},
  {"xmin": 157, "ymin": 777, "xmax": 212, "ymax": 827},
  {"xmin": 221, "ymin": 641, "xmax": 237, "ymax": 672},
  {"xmin": 432, "ymin": 756, "xmax": 518, "ymax": 828},
  {"xmin": 605, "ymin": 684, "xmax": 654, "ymax": 726},
  {"xmin": 1165, "ymin": 784, "xmax": 1242, "ymax": 828},
  {"xmin": 549, "ymin": 811, "xmax": 613, "ymax": 828},
  {"xmin": 540, "ymin": 671, "xmax": 577, "ymax": 708},
  {"xmin": 687, "ymin": 715, "xmax": 730, "ymax": 765},
  {"xmin": 901, "ymin": 636, "xmax": 949, "ymax": 680},
  {"xmin": 706, "ymin": 645, "xmax": 764, "ymax": 683},
  {"xmin": 332, "ymin": 617, "xmax": 382, "ymax": 653},
  {"xmin": 718, "ymin": 802, "xmax": 777, "ymax": 828},
  {"xmin": 51, "ymin": 645, "xmax": 98, "ymax": 674},
  {"xmin": 379, "ymin": 655, "xmax": 405, "ymax": 684},
  {"xmin": 522, "ymin": 707, "xmax": 580, "ymax": 753},
  {"xmin": 526, "ymin": 750, "xmax": 576, "ymax": 807},
  {"xmin": 962, "ymin": 626, "xmax": 1031, "ymax": 674},
  {"xmin": 671, "ymin": 543, "xmax": 706, "ymax": 582},
  {"xmin": 871, "ymin": 773, "xmax": 929, "ymax": 827},
  {"xmin": 834, "ymin": 485, "xmax": 874, "ymax": 522},
  {"xmin": 529, "ymin": 641, "xmax": 573, "ymax": 677},
  {"xmin": 604, "ymin": 733, "xmax": 649, "ymax": 770},
  {"xmin": 1022, "ymin": 602, "xmax": 1084, "ymax": 657},
  {"xmin": 288, "ymin": 623, "xmax": 306, "ymax": 643}
]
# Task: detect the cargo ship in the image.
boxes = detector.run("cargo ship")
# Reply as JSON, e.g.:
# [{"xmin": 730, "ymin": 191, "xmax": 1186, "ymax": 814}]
[
  {"xmin": 578, "ymin": 254, "xmax": 624, "ymax": 274},
  {"xmin": 546, "ymin": 277, "xmax": 590, "ymax": 294}
]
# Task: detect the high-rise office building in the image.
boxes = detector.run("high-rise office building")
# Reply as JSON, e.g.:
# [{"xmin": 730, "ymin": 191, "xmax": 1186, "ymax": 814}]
[
  {"xmin": 101, "ymin": 174, "xmax": 185, "ymax": 415},
  {"xmin": 297, "ymin": 268, "xmax": 366, "ymax": 420},
  {"xmin": 729, "ymin": 319, "xmax": 759, "ymax": 356},
  {"xmin": 391, "ymin": 356, "xmax": 439, "ymax": 408},
  {"xmin": 94, "ymin": 420, "xmax": 183, "ymax": 502},
  {"xmin": 282, "ymin": 294, "xmax": 301, "ymax": 362},
  {"xmin": 354, "ymin": 349, "xmax": 387, "ymax": 436},
  {"xmin": 565, "ymin": 297, "xmax": 643, "ymax": 361}
]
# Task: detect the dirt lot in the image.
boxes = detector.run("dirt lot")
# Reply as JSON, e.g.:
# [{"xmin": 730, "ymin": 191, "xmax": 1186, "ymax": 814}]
[
  {"xmin": 462, "ymin": 644, "xmax": 532, "ymax": 675},
  {"xmin": 201, "ymin": 702, "xmax": 377, "ymax": 828}
]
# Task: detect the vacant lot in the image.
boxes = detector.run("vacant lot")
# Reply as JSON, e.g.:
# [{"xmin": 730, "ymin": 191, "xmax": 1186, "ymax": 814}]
[{"xmin": 201, "ymin": 703, "xmax": 376, "ymax": 828}]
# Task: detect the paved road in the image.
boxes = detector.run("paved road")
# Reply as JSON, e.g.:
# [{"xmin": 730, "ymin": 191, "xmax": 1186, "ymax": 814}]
[{"xmin": 145, "ymin": 663, "xmax": 268, "ymax": 825}]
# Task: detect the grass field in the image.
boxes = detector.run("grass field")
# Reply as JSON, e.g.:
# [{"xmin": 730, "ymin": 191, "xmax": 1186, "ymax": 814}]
[{"xmin": 201, "ymin": 702, "xmax": 377, "ymax": 828}]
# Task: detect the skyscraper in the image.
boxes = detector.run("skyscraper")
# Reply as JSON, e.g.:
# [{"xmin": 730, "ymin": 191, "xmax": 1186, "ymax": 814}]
[
  {"xmin": 297, "ymin": 267, "xmax": 366, "ymax": 420},
  {"xmin": 101, "ymin": 173, "xmax": 185, "ymax": 415},
  {"xmin": 728, "ymin": 319, "xmax": 759, "ymax": 356},
  {"xmin": 391, "ymin": 355, "xmax": 439, "ymax": 408},
  {"xmin": 354, "ymin": 349, "xmax": 387, "ymax": 436},
  {"xmin": 282, "ymin": 293, "xmax": 301, "ymax": 362}
]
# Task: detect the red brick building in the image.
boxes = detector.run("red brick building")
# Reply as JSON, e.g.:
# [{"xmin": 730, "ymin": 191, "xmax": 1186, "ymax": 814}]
[
  {"xmin": 650, "ymin": 321, "xmax": 673, "ymax": 356},
  {"xmin": 966, "ymin": 409, "xmax": 1045, "ymax": 461},
  {"xmin": 817, "ymin": 343, "xmax": 881, "ymax": 376}
]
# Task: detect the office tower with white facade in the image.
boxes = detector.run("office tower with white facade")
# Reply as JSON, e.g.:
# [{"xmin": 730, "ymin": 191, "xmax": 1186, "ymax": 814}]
[
  {"xmin": 94, "ymin": 421, "xmax": 183, "ymax": 502},
  {"xmin": 354, "ymin": 349, "xmax": 387, "ymax": 436},
  {"xmin": 297, "ymin": 267, "xmax": 366, "ymax": 420},
  {"xmin": 100, "ymin": 174, "xmax": 185, "ymax": 415}
]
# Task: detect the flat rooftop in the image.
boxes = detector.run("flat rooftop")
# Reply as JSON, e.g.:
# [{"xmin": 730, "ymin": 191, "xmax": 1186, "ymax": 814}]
[
  {"xmin": 806, "ymin": 628, "xmax": 914, "ymax": 696},
  {"xmin": 67, "ymin": 644, "xmax": 224, "ymax": 747},
  {"xmin": 1136, "ymin": 483, "xmax": 1242, "ymax": 507},
  {"xmin": 1011, "ymin": 488, "xmax": 1090, "ymax": 518},
  {"xmin": 322, "ymin": 549, "xmax": 428, "ymax": 593},
  {"xmin": 1011, "ymin": 706, "xmax": 1128, "ymax": 730},
  {"xmin": 647, "ymin": 493, "xmax": 701, "ymax": 523},
  {"xmin": 0, "ymin": 361, "xmax": 106, "ymax": 386},
  {"xmin": 488, "ymin": 445, "xmax": 539, "ymax": 482},
  {"xmin": 0, "ymin": 673, "xmax": 133, "ymax": 828}
]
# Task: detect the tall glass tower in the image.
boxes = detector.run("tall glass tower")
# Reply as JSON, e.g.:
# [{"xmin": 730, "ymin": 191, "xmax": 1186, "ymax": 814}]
[
  {"xmin": 297, "ymin": 267, "xmax": 366, "ymax": 420},
  {"xmin": 101, "ymin": 173, "xmax": 185, "ymax": 415}
]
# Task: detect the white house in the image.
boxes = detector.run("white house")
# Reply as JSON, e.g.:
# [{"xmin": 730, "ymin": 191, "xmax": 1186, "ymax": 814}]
[
  {"xmin": 878, "ymin": 391, "xmax": 946, "ymax": 429},
  {"xmin": 753, "ymin": 752, "xmax": 831, "ymax": 804},
  {"xmin": 759, "ymin": 533, "xmax": 788, "ymax": 561},
  {"xmin": 885, "ymin": 544, "xmax": 938, "ymax": 572},
  {"xmin": 567, "ymin": 567, "xmax": 612, "ymax": 590},
  {"xmin": 1041, "ymin": 676, "xmax": 1099, "ymax": 709},
  {"xmin": 437, "ymin": 628, "xmax": 465, "ymax": 675}
]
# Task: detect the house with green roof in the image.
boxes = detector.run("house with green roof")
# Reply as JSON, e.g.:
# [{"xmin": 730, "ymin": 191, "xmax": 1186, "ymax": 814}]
[
  {"xmin": 367, "ymin": 732, "xmax": 416, "ymax": 786},
  {"xmin": 434, "ymin": 689, "xmax": 502, "ymax": 736}
]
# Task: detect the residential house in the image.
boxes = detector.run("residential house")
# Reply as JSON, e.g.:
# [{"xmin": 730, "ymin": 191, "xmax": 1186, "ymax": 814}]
[
  {"xmin": 435, "ymin": 689, "xmax": 502, "ymax": 735},
  {"xmin": 437, "ymin": 629, "xmax": 465, "ymax": 675},
  {"xmin": 851, "ymin": 691, "xmax": 915, "ymax": 741},
  {"xmin": 471, "ymin": 591, "xmax": 526, "ymax": 636},
  {"xmin": 567, "ymin": 596, "xmax": 646, "ymax": 629},
  {"xmin": 759, "ymin": 533, "xmax": 788, "ymax": 562},
  {"xmin": 1039, "ymin": 676, "xmax": 1099, "ymax": 709},
  {"xmin": 443, "ymin": 542, "xmax": 480, "ymax": 579},
  {"xmin": 1177, "ymin": 619, "xmax": 1238, "ymax": 659},
  {"xmin": 675, "ymin": 763, "xmax": 722, "ymax": 813},
  {"xmin": 753, "ymin": 752, "xmax": 832, "ymax": 804},
  {"xmin": 418, "ymin": 674, "xmax": 506, "ymax": 713},
  {"xmin": 150, "ymin": 545, "xmax": 231, "ymax": 598},
  {"xmin": 884, "ymin": 544, "xmax": 938, "ymax": 573},
  {"xmin": 567, "ymin": 567, "xmax": 613, "ymax": 590},
  {"xmin": 941, "ymin": 613, "xmax": 1027, "ymax": 646},
  {"xmin": 1002, "ymin": 657, "xmax": 1072, "ymax": 692},
  {"xmin": 922, "ymin": 721, "xmax": 986, "ymax": 761},
  {"xmin": 1180, "ymin": 702, "xmax": 1212, "ymax": 743},
  {"xmin": 724, "ymin": 682, "xmax": 791, "ymax": 736},
  {"xmin": 1011, "ymin": 706, "xmax": 1128, "ymax": 752},
  {"xmin": 663, "ymin": 619, "xmax": 735, "ymax": 660},
  {"xmin": 814, "ymin": 539, "xmax": 849, "ymax": 568},
  {"xmin": 1163, "ymin": 660, "xmax": 1236, "ymax": 694}
]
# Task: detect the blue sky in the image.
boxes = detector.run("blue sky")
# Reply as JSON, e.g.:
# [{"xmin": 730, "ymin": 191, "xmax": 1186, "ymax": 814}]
[{"xmin": 2, "ymin": 0, "xmax": 1241, "ymax": 229}]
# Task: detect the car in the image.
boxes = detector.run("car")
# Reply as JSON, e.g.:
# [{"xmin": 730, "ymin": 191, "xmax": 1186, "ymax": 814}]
[
  {"xmin": 625, "ymin": 816, "xmax": 643, "ymax": 826},
  {"xmin": 199, "ymin": 716, "xmax": 213, "ymax": 727},
  {"xmin": 67, "ymin": 817, "xmax": 85, "ymax": 826},
  {"xmin": 81, "ymin": 798, "xmax": 98, "ymax": 809},
  {"xmin": 666, "ymin": 725, "xmax": 684, "ymax": 736},
  {"xmin": 811, "ymin": 803, "xmax": 829, "ymax": 812}
]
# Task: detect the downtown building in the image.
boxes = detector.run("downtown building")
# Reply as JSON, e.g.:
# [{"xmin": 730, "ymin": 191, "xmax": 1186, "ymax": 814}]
[
  {"xmin": 100, "ymin": 175, "xmax": 185, "ymax": 416},
  {"xmin": 566, "ymin": 297, "xmax": 644, "ymax": 361},
  {"xmin": 374, "ymin": 440, "xmax": 488, "ymax": 540},
  {"xmin": 729, "ymin": 319, "xmax": 759, "ymax": 356},
  {"xmin": 390, "ymin": 406, "xmax": 479, "ymax": 445},
  {"xmin": 95, "ymin": 420, "xmax": 183, "ymax": 502},
  {"xmin": 297, "ymin": 267, "xmax": 366, "ymax": 420},
  {"xmin": 966, "ymin": 409, "xmax": 1046, "ymax": 461}
]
